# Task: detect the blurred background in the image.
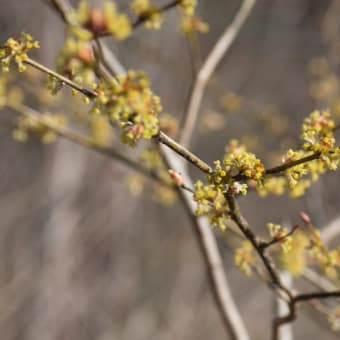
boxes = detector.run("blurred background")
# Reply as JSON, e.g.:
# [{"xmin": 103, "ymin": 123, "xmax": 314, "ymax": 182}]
[{"xmin": 0, "ymin": 0, "xmax": 340, "ymax": 339}]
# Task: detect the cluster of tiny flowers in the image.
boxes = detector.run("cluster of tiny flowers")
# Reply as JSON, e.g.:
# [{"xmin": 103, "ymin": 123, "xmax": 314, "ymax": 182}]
[
  {"xmin": 92, "ymin": 70, "xmax": 161, "ymax": 146},
  {"xmin": 280, "ymin": 230, "xmax": 309, "ymax": 276},
  {"xmin": 256, "ymin": 176, "xmax": 286, "ymax": 197},
  {"xmin": 328, "ymin": 306, "xmax": 340, "ymax": 331},
  {"xmin": 55, "ymin": 38, "xmax": 95, "ymax": 87},
  {"xmin": 178, "ymin": 0, "xmax": 209, "ymax": 34},
  {"xmin": 266, "ymin": 223, "xmax": 292, "ymax": 253},
  {"xmin": 307, "ymin": 226, "xmax": 340, "ymax": 279},
  {"xmin": 223, "ymin": 140, "xmax": 265, "ymax": 181},
  {"xmin": 12, "ymin": 113, "xmax": 66, "ymax": 144},
  {"xmin": 179, "ymin": 0, "xmax": 197, "ymax": 15},
  {"xmin": 301, "ymin": 110, "xmax": 339, "ymax": 169},
  {"xmin": 193, "ymin": 180, "xmax": 229, "ymax": 230},
  {"xmin": 206, "ymin": 140, "xmax": 265, "ymax": 195},
  {"xmin": 130, "ymin": 0, "xmax": 163, "ymax": 29},
  {"xmin": 279, "ymin": 215, "xmax": 340, "ymax": 278},
  {"xmin": 257, "ymin": 111, "xmax": 339, "ymax": 197},
  {"xmin": 90, "ymin": 115, "xmax": 113, "ymax": 146},
  {"xmin": 0, "ymin": 33, "xmax": 39, "ymax": 72},
  {"xmin": 193, "ymin": 141, "xmax": 264, "ymax": 230},
  {"xmin": 207, "ymin": 160, "xmax": 248, "ymax": 195},
  {"xmin": 302, "ymin": 110, "xmax": 335, "ymax": 151},
  {"xmin": 69, "ymin": 0, "xmax": 131, "ymax": 39},
  {"xmin": 234, "ymin": 241, "xmax": 255, "ymax": 276}
]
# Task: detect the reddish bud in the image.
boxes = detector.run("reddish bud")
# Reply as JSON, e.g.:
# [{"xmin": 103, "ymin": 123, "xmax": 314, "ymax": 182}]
[
  {"xmin": 300, "ymin": 211, "xmax": 311, "ymax": 224},
  {"xmin": 77, "ymin": 44, "xmax": 94, "ymax": 64},
  {"xmin": 168, "ymin": 169, "xmax": 184, "ymax": 186},
  {"xmin": 85, "ymin": 8, "xmax": 107, "ymax": 34}
]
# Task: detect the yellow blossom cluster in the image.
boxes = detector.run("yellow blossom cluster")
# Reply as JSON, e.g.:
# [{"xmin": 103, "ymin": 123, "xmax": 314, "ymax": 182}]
[
  {"xmin": 258, "ymin": 110, "xmax": 339, "ymax": 197},
  {"xmin": 302, "ymin": 111, "xmax": 334, "ymax": 149},
  {"xmin": 0, "ymin": 33, "xmax": 39, "ymax": 72},
  {"xmin": 130, "ymin": 0, "xmax": 163, "ymax": 29},
  {"xmin": 193, "ymin": 140, "xmax": 264, "ymax": 230},
  {"xmin": 280, "ymin": 230, "xmax": 309, "ymax": 276},
  {"xmin": 279, "ymin": 218, "xmax": 340, "ymax": 279},
  {"xmin": 328, "ymin": 306, "xmax": 340, "ymax": 331},
  {"xmin": 55, "ymin": 1, "xmax": 132, "ymax": 87},
  {"xmin": 266, "ymin": 223, "xmax": 292, "ymax": 253},
  {"xmin": 179, "ymin": 0, "xmax": 209, "ymax": 34},
  {"xmin": 55, "ymin": 38, "xmax": 96, "ymax": 87},
  {"xmin": 69, "ymin": 0, "xmax": 131, "ymax": 39},
  {"xmin": 92, "ymin": 70, "xmax": 161, "ymax": 146},
  {"xmin": 193, "ymin": 180, "xmax": 230, "ymax": 230},
  {"xmin": 234, "ymin": 241, "xmax": 255, "ymax": 276}
]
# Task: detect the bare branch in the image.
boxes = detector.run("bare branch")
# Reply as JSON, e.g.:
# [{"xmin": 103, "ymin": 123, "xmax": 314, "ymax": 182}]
[
  {"xmin": 275, "ymin": 272, "xmax": 293, "ymax": 340},
  {"xmin": 321, "ymin": 214, "xmax": 340, "ymax": 245},
  {"xmin": 179, "ymin": 0, "xmax": 256, "ymax": 148}
]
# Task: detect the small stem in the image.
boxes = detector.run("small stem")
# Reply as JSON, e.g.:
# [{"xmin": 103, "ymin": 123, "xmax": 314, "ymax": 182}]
[
  {"xmin": 24, "ymin": 57, "xmax": 97, "ymax": 99},
  {"xmin": 294, "ymin": 291, "xmax": 340, "ymax": 303},
  {"xmin": 132, "ymin": 0, "xmax": 180, "ymax": 28},
  {"xmin": 156, "ymin": 131, "xmax": 213, "ymax": 174},
  {"xmin": 260, "ymin": 225, "xmax": 299, "ymax": 250},
  {"xmin": 265, "ymin": 152, "xmax": 321, "ymax": 176}
]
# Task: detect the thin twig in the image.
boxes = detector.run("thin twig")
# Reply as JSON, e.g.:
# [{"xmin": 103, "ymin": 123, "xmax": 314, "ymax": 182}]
[
  {"xmin": 156, "ymin": 131, "xmax": 212, "ymax": 174},
  {"xmin": 24, "ymin": 57, "xmax": 97, "ymax": 98},
  {"xmin": 179, "ymin": 0, "xmax": 256, "ymax": 148},
  {"xmin": 275, "ymin": 272, "xmax": 293, "ymax": 340},
  {"xmin": 260, "ymin": 225, "xmax": 299, "ymax": 251},
  {"xmin": 97, "ymin": 0, "xmax": 181, "ymax": 37},
  {"xmin": 295, "ymin": 291, "xmax": 340, "ymax": 302}
]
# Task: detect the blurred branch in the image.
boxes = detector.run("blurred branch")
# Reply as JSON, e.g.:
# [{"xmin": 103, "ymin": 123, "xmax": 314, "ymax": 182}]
[
  {"xmin": 3, "ymin": 101, "xmax": 173, "ymax": 189},
  {"xmin": 179, "ymin": 0, "xmax": 256, "ymax": 148},
  {"xmin": 321, "ymin": 214, "xmax": 340, "ymax": 245},
  {"xmin": 275, "ymin": 272, "xmax": 293, "ymax": 340},
  {"xmin": 303, "ymin": 267, "xmax": 339, "ymax": 291}
]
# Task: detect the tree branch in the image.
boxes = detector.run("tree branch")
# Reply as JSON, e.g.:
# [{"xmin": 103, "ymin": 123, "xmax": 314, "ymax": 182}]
[{"xmin": 42, "ymin": 3, "xmax": 251, "ymax": 339}]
